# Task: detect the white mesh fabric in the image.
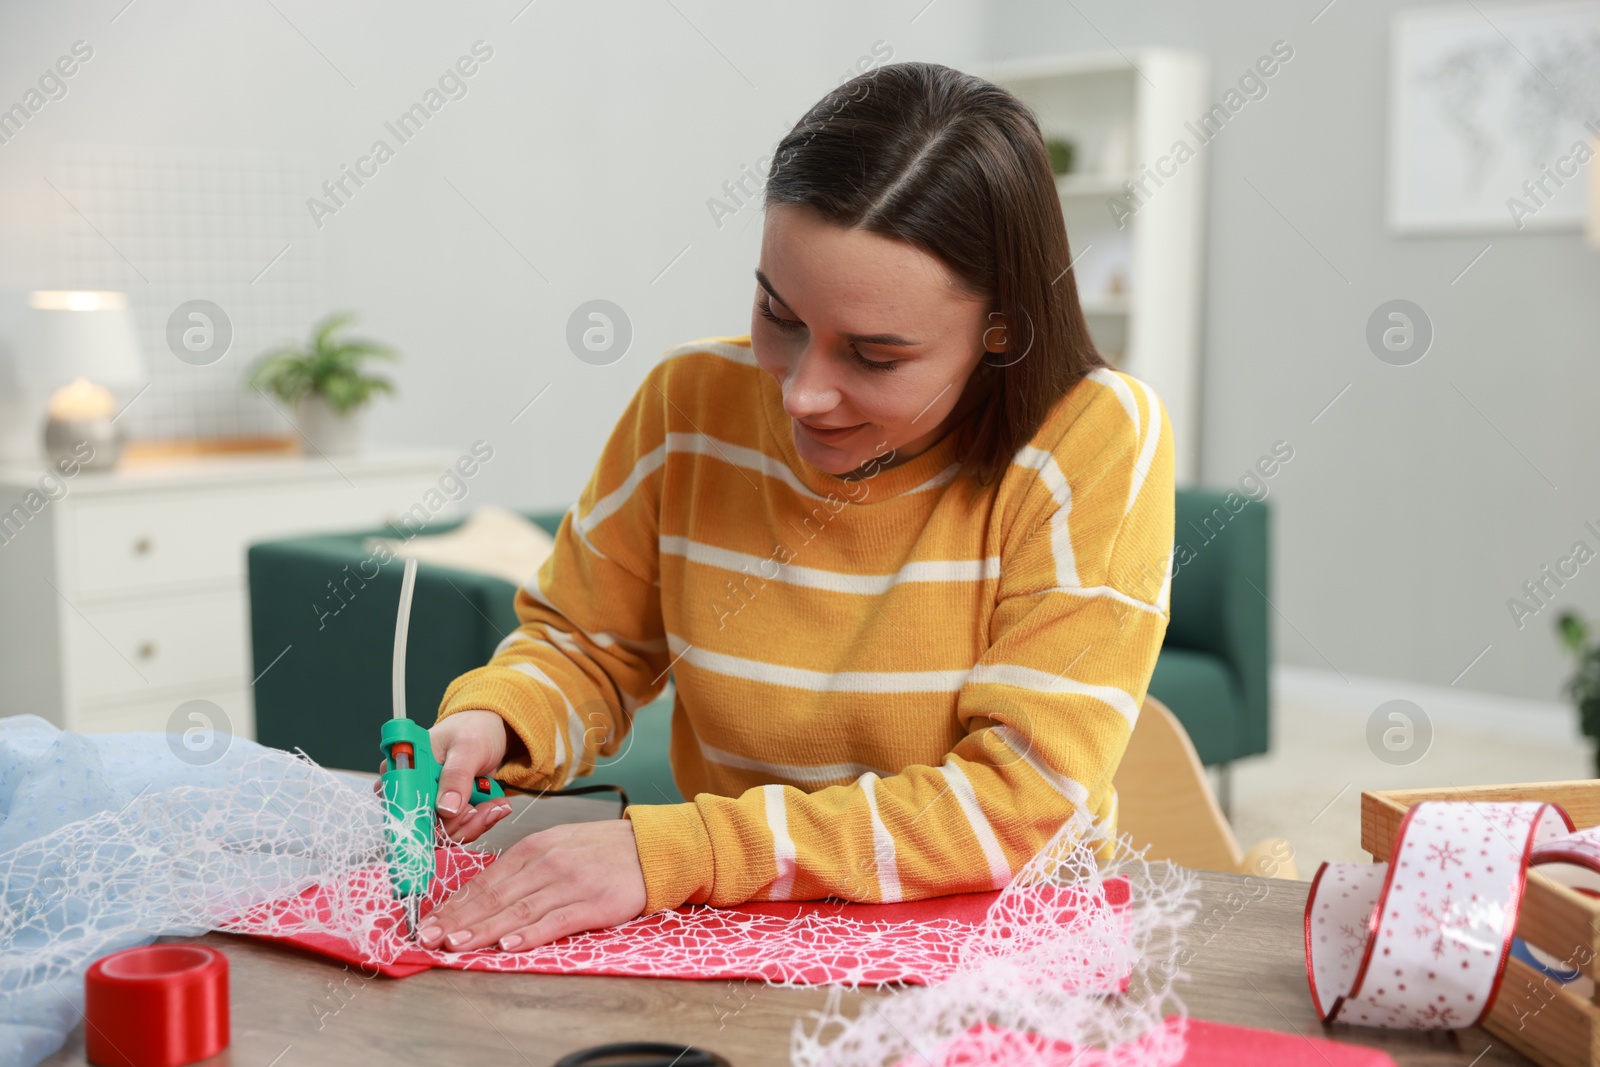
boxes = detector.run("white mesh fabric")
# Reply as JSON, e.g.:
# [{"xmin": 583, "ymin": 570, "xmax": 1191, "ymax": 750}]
[
  {"xmin": 0, "ymin": 717, "xmax": 390, "ymax": 1067},
  {"xmin": 788, "ymin": 815, "xmax": 1198, "ymax": 1067},
  {"xmin": 0, "ymin": 716, "xmax": 1198, "ymax": 1067}
]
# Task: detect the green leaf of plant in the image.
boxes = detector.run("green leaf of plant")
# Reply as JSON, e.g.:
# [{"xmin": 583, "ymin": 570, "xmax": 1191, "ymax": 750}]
[
  {"xmin": 313, "ymin": 311, "xmax": 358, "ymax": 354},
  {"xmin": 244, "ymin": 310, "xmax": 400, "ymax": 412},
  {"xmin": 1558, "ymin": 611, "xmax": 1588, "ymax": 655}
]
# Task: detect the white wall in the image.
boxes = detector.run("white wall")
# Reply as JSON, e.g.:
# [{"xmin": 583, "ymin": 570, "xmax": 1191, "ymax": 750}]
[
  {"xmin": 987, "ymin": 0, "xmax": 1600, "ymax": 707},
  {"xmin": 0, "ymin": 0, "xmax": 981, "ymax": 497},
  {"xmin": 4, "ymin": 0, "xmax": 1596, "ymax": 709}
]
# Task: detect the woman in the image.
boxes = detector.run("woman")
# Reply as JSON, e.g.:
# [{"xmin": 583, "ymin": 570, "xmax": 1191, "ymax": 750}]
[{"xmin": 414, "ymin": 61, "xmax": 1174, "ymax": 954}]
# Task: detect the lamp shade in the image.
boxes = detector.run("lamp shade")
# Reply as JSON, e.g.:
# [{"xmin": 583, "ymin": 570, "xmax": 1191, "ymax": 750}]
[{"xmin": 24, "ymin": 290, "xmax": 147, "ymax": 395}]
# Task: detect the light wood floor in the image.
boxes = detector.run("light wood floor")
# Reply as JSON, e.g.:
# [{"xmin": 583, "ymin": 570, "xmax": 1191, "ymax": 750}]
[{"xmin": 1225, "ymin": 665, "xmax": 1591, "ymax": 877}]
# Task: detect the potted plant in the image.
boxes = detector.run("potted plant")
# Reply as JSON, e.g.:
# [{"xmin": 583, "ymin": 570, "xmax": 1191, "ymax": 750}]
[
  {"xmin": 1556, "ymin": 609, "xmax": 1600, "ymax": 776},
  {"xmin": 247, "ymin": 311, "xmax": 397, "ymax": 455}
]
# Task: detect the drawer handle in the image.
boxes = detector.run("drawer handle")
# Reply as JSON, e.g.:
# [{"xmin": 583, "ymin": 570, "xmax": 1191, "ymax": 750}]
[
  {"xmin": 133, "ymin": 537, "xmax": 153, "ymax": 555},
  {"xmin": 137, "ymin": 641, "xmax": 157, "ymax": 661}
]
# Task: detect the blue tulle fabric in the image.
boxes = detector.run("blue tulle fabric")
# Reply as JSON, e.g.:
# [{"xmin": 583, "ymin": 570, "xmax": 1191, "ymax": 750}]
[{"xmin": 0, "ymin": 715, "xmax": 372, "ymax": 1067}]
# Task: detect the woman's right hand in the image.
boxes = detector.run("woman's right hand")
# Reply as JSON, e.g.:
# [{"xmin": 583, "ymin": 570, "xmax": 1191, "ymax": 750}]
[{"xmin": 374, "ymin": 709, "xmax": 517, "ymax": 843}]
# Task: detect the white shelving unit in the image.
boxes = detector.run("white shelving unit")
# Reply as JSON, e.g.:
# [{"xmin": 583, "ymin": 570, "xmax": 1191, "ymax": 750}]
[{"xmin": 973, "ymin": 49, "xmax": 1209, "ymax": 486}]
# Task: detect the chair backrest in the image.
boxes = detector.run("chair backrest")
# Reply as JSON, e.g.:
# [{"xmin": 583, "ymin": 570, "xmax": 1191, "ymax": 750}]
[{"xmin": 1112, "ymin": 695, "xmax": 1244, "ymax": 873}]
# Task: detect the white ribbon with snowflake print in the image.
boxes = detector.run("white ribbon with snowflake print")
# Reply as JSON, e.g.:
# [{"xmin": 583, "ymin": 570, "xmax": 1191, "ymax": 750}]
[{"xmin": 1305, "ymin": 800, "xmax": 1574, "ymax": 1029}]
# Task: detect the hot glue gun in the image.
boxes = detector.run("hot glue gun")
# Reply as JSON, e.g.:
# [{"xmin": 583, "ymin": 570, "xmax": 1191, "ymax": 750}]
[{"xmin": 379, "ymin": 557, "xmax": 506, "ymax": 940}]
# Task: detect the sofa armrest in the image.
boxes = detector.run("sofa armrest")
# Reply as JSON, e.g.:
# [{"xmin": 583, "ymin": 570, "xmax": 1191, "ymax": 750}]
[
  {"xmin": 1163, "ymin": 489, "xmax": 1271, "ymax": 760},
  {"xmin": 247, "ymin": 530, "xmax": 522, "ymax": 770}
]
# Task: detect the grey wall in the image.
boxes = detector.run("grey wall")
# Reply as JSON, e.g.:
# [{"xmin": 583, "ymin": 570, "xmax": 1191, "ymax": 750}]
[{"xmin": 986, "ymin": 0, "xmax": 1600, "ymax": 705}]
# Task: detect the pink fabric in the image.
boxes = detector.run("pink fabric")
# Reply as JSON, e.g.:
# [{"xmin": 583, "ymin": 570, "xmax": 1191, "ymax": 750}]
[
  {"xmin": 244, "ymin": 847, "xmax": 1132, "ymax": 987},
  {"xmin": 902, "ymin": 1017, "xmax": 1400, "ymax": 1067}
]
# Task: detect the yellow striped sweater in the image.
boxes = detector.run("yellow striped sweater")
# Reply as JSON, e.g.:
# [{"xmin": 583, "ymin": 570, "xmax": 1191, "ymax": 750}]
[{"xmin": 437, "ymin": 334, "xmax": 1175, "ymax": 915}]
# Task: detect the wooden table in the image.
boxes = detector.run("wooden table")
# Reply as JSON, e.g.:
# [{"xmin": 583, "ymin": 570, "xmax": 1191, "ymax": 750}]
[{"xmin": 41, "ymin": 794, "xmax": 1535, "ymax": 1067}]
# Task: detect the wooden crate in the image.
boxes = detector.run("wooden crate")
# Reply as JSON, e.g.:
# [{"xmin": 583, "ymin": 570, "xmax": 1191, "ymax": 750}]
[{"xmin": 1361, "ymin": 781, "xmax": 1600, "ymax": 1067}]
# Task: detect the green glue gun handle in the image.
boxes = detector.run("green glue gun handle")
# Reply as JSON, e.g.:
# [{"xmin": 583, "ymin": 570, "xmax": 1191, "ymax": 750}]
[{"xmin": 379, "ymin": 717, "xmax": 505, "ymax": 897}]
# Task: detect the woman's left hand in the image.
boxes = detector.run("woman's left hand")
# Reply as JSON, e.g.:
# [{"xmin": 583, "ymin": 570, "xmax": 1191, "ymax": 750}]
[{"xmin": 417, "ymin": 819, "xmax": 648, "ymax": 952}]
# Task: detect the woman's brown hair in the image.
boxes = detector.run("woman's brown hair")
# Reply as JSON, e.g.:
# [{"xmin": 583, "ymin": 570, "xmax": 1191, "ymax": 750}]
[{"xmin": 762, "ymin": 60, "xmax": 1109, "ymax": 487}]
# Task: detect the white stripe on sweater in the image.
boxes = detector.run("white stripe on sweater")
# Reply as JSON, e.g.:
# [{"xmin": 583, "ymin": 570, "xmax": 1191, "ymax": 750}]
[
  {"xmin": 573, "ymin": 424, "xmax": 961, "ymax": 556},
  {"xmin": 567, "ymin": 500, "xmax": 608, "ymax": 561},
  {"xmin": 904, "ymin": 463, "xmax": 963, "ymax": 496},
  {"xmin": 668, "ymin": 637, "xmax": 1140, "ymax": 720},
  {"xmin": 537, "ymin": 624, "xmax": 584, "ymax": 658},
  {"xmin": 697, "ymin": 737, "xmax": 884, "ymax": 785},
  {"xmin": 534, "ymin": 626, "xmax": 656, "ymax": 724},
  {"xmin": 660, "ymin": 535, "xmax": 1000, "ymax": 593},
  {"xmin": 569, "ymin": 626, "xmax": 670, "ymax": 655},
  {"xmin": 507, "ymin": 661, "xmax": 582, "ymax": 778},
  {"xmin": 506, "ymin": 660, "xmax": 594, "ymax": 784},
  {"xmin": 500, "ymin": 595, "xmax": 669, "ymax": 657},
  {"xmin": 763, "ymin": 783, "xmax": 798, "ymax": 900},
  {"xmin": 859, "ymin": 773, "xmax": 903, "ymax": 903},
  {"xmin": 1126, "ymin": 378, "xmax": 1162, "ymax": 517},
  {"xmin": 665, "ymin": 432, "xmax": 826, "ymax": 501},
  {"xmin": 1157, "ymin": 541, "xmax": 1175, "ymax": 614},
  {"xmin": 1052, "ymin": 583, "xmax": 1165, "ymax": 616},
  {"xmin": 494, "ymin": 629, "xmax": 532, "ymax": 657},
  {"xmin": 1088, "ymin": 367, "xmax": 1140, "ymax": 439},
  {"xmin": 1013, "ymin": 446, "xmax": 1079, "ymax": 588},
  {"xmin": 667, "ymin": 634, "xmax": 969, "ymax": 693},
  {"xmin": 663, "ymin": 336, "xmax": 951, "ymax": 496},
  {"xmin": 966, "ymin": 662, "xmax": 1141, "ymax": 726},
  {"xmin": 989, "ymin": 724, "xmax": 1092, "ymax": 809},
  {"xmin": 579, "ymin": 445, "xmax": 666, "ymax": 535},
  {"xmin": 939, "ymin": 760, "xmax": 1013, "ymax": 889}
]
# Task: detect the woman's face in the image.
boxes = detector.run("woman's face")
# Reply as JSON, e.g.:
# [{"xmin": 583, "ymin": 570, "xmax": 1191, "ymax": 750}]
[{"xmin": 752, "ymin": 202, "xmax": 1000, "ymax": 478}]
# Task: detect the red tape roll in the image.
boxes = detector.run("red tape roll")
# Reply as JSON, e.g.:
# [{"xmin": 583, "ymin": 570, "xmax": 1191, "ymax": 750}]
[{"xmin": 84, "ymin": 944, "xmax": 230, "ymax": 1067}]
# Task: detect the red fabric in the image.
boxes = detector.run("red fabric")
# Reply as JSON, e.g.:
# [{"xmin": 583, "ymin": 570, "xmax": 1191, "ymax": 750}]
[
  {"xmin": 244, "ymin": 847, "xmax": 1131, "ymax": 987},
  {"xmin": 901, "ymin": 1017, "xmax": 1400, "ymax": 1066},
  {"xmin": 1173, "ymin": 1020, "xmax": 1398, "ymax": 1066}
]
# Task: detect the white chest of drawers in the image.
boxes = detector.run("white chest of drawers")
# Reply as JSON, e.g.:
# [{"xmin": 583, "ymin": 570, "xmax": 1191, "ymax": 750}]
[{"xmin": 0, "ymin": 448, "xmax": 461, "ymax": 737}]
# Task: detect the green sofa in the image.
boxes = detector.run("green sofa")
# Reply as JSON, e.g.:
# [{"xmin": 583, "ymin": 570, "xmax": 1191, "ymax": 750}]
[{"xmin": 247, "ymin": 489, "xmax": 1268, "ymax": 806}]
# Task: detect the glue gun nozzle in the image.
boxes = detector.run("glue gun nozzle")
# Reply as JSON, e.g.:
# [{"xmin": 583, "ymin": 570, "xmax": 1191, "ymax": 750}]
[{"xmin": 403, "ymin": 897, "xmax": 420, "ymax": 941}]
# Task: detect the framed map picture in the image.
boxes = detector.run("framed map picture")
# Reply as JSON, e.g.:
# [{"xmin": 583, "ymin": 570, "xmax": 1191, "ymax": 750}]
[{"xmin": 1388, "ymin": 1, "xmax": 1600, "ymax": 233}]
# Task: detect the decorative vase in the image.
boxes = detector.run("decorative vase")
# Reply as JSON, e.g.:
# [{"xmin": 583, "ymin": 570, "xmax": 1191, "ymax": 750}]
[
  {"xmin": 293, "ymin": 394, "xmax": 364, "ymax": 456},
  {"xmin": 44, "ymin": 416, "xmax": 122, "ymax": 469}
]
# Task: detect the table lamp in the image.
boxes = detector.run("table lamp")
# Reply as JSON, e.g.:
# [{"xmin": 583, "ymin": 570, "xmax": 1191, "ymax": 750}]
[{"xmin": 26, "ymin": 290, "xmax": 147, "ymax": 470}]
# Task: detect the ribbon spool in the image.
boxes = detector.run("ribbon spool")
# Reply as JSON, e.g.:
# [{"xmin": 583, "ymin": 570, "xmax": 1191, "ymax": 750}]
[
  {"xmin": 84, "ymin": 944, "xmax": 230, "ymax": 1067},
  {"xmin": 1523, "ymin": 825, "xmax": 1600, "ymax": 996},
  {"xmin": 1305, "ymin": 800, "xmax": 1576, "ymax": 1029}
]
